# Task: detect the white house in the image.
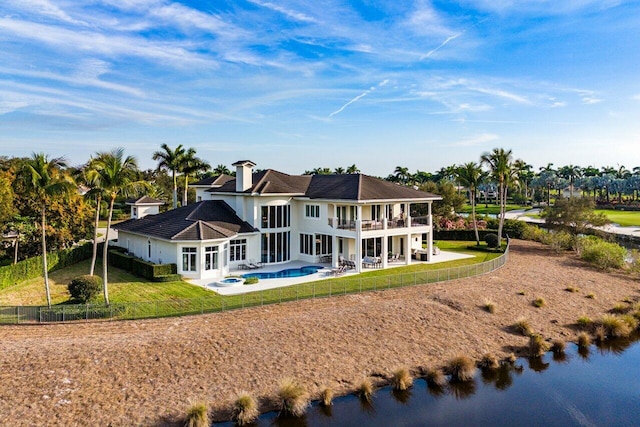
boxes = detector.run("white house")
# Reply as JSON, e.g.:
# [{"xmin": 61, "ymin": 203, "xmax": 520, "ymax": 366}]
[{"xmin": 113, "ymin": 160, "xmax": 441, "ymax": 281}]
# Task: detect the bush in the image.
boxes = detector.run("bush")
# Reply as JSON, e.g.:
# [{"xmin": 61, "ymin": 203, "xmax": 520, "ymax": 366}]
[
  {"xmin": 277, "ymin": 378, "xmax": 309, "ymax": 417},
  {"xmin": 445, "ymin": 355, "xmax": 476, "ymax": 382},
  {"xmin": 184, "ymin": 402, "xmax": 209, "ymax": 427},
  {"xmin": 391, "ymin": 368, "xmax": 413, "ymax": 391},
  {"xmin": 484, "ymin": 233, "xmax": 499, "ymax": 248},
  {"xmin": 357, "ymin": 378, "xmax": 374, "ymax": 401},
  {"xmin": 580, "ymin": 240, "xmax": 627, "ymax": 270},
  {"xmin": 532, "ymin": 298, "xmax": 546, "ymax": 308},
  {"xmin": 68, "ymin": 275, "xmax": 102, "ymax": 303},
  {"xmin": 244, "ymin": 276, "xmax": 259, "ymax": 285},
  {"xmin": 513, "ymin": 318, "xmax": 532, "ymax": 336},
  {"xmin": 529, "ymin": 334, "xmax": 549, "ymax": 357},
  {"xmin": 547, "ymin": 230, "xmax": 575, "ymax": 253},
  {"xmin": 522, "ymin": 224, "xmax": 549, "ymax": 243},
  {"xmin": 233, "ymin": 393, "xmax": 258, "ymax": 426}
]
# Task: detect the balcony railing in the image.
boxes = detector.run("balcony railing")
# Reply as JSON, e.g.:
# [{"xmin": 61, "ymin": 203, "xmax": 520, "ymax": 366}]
[{"xmin": 328, "ymin": 216, "xmax": 431, "ymax": 231}]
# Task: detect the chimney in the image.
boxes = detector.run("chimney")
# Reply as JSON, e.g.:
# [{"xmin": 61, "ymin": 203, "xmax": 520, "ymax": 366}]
[{"xmin": 232, "ymin": 160, "xmax": 256, "ymax": 192}]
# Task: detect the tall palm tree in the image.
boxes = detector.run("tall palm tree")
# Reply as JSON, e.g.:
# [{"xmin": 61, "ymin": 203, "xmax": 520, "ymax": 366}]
[
  {"xmin": 394, "ymin": 166, "xmax": 410, "ymax": 185},
  {"xmin": 80, "ymin": 162, "xmax": 107, "ymax": 277},
  {"xmin": 180, "ymin": 148, "xmax": 210, "ymax": 206},
  {"xmin": 346, "ymin": 164, "xmax": 360, "ymax": 174},
  {"xmin": 90, "ymin": 148, "xmax": 145, "ymax": 306},
  {"xmin": 152, "ymin": 144, "xmax": 185, "ymax": 209},
  {"xmin": 481, "ymin": 148, "xmax": 513, "ymax": 247},
  {"xmin": 17, "ymin": 153, "xmax": 75, "ymax": 307},
  {"xmin": 558, "ymin": 165, "xmax": 582, "ymax": 197},
  {"xmin": 334, "ymin": 167, "xmax": 345, "ymax": 174},
  {"xmin": 456, "ymin": 162, "xmax": 485, "ymax": 245}
]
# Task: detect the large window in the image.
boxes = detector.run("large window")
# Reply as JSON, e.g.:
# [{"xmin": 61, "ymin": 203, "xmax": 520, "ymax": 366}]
[
  {"xmin": 300, "ymin": 233, "xmax": 313, "ymax": 255},
  {"xmin": 261, "ymin": 231, "xmax": 290, "ymax": 263},
  {"xmin": 261, "ymin": 205, "xmax": 291, "ymax": 228},
  {"xmin": 305, "ymin": 204, "xmax": 320, "ymax": 218},
  {"xmin": 182, "ymin": 247, "xmax": 197, "ymax": 272},
  {"xmin": 230, "ymin": 239, "xmax": 246, "ymax": 262},
  {"xmin": 204, "ymin": 246, "xmax": 218, "ymax": 271},
  {"xmin": 315, "ymin": 234, "xmax": 332, "ymax": 256}
]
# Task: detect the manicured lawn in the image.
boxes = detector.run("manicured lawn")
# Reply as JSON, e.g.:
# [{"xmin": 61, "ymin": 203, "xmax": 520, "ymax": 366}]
[
  {"xmin": 0, "ymin": 259, "xmax": 210, "ymax": 306},
  {"xmin": 457, "ymin": 204, "xmax": 529, "ymax": 215},
  {"xmin": 0, "ymin": 241, "xmax": 507, "ymax": 320},
  {"xmin": 595, "ymin": 210, "xmax": 640, "ymax": 227}
]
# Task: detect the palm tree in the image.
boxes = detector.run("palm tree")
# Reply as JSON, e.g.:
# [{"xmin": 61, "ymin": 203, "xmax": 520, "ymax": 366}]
[
  {"xmin": 213, "ymin": 164, "xmax": 231, "ymax": 176},
  {"xmin": 90, "ymin": 148, "xmax": 145, "ymax": 306},
  {"xmin": 512, "ymin": 160, "xmax": 533, "ymax": 203},
  {"xmin": 180, "ymin": 148, "xmax": 210, "ymax": 206},
  {"xmin": 558, "ymin": 165, "xmax": 582, "ymax": 197},
  {"xmin": 394, "ymin": 166, "xmax": 410, "ymax": 185},
  {"xmin": 346, "ymin": 164, "xmax": 360, "ymax": 174},
  {"xmin": 481, "ymin": 148, "xmax": 513, "ymax": 247},
  {"xmin": 152, "ymin": 144, "xmax": 185, "ymax": 209},
  {"xmin": 334, "ymin": 167, "xmax": 345, "ymax": 174},
  {"xmin": 81, "ymin": 162, "xmax": 107, "ymax": 277},
  {"xmin": 17, "ymin": 153, "xmax": 75, "ymax": 307},
  {"xmin": 456, "ymin": 162, "xmax": 485, "ymax": 245}
]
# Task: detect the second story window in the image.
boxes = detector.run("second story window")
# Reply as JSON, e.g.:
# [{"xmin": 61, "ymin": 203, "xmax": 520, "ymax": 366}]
[
  {"xmin": 261, "ymin": 205, "xmax": 290, "ymax": 229},
  {"xmin": 305, "ymin": 204, "xmax": 320, "ymax": 218}
]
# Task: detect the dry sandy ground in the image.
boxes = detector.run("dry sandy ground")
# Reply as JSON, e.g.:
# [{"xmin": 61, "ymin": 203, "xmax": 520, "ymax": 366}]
[{"xmin": 1, "ymin": 240, "xmax": 638, "ymax": 426}]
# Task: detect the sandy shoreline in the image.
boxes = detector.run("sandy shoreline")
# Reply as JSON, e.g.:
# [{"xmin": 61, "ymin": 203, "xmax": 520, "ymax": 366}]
[{"xmin": 0, "ymin": 239, "xmax": 638, "ymax": 426}]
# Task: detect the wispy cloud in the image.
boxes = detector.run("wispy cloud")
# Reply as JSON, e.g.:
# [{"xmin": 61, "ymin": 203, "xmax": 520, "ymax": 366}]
[
  {"xmin": 247, "ymin": 0, "xmax": 317, "ymax": 23},
  {"xmin": 452, "ymin": 133, "xmax": 499, "ymax": 147},
  {"xmin": 5, "ymin": 0, "xmax": 87, "ymax": 25},
  {"xmin": 421, "ymin": 33, "xmax": 462, "ymax": 59},
  {"xmin": 329, "ymin": 79, "xmax": 389, "ymax": 117}
]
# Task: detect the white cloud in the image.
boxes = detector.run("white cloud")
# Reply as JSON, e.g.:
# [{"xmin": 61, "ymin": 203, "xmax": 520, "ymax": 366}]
[
  {"xmin": 329, "ymin": 79, "xmax": 390, "ymax": 117},
  {"xmin": 452, "ymin": 133, "xmax": 500, "ymax": 147},
  {"xmin": 582, "ymin": 96, "xmax": 603, "ymax": 104},
  {"xmin": 247, "ymin": 0, "xmax": 317, "ymax": 23},
  {"xmin": 5, "ymin": 0, "xmax": 87, "ymax": 25}
]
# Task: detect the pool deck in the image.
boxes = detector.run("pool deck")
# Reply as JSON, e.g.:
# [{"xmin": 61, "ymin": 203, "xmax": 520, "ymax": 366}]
[{"xmin": 188, "ymin": 250, "xmax": 473, "ymax": 296}]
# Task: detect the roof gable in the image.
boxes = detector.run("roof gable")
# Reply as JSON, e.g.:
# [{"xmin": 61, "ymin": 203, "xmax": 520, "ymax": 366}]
[{"xmin": 114, "ymin": 200, "xmax": 257, "ymax": 241}]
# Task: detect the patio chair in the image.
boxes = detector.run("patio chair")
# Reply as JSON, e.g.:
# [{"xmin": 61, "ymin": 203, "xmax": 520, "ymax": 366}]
[{"xmin": 248, "ymin": 259, "xmax": 263, "ymax": 269}]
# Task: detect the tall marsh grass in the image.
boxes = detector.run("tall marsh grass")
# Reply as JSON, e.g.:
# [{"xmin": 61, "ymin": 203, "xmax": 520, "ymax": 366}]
[
  {"xmin": 184, "ymin": 402, "xmax": 209, "ymax": 427},
  {"xmin": 277, "ymin": 378, "xmax": 309, "ymax": 417},
  {"xmin": 446, "ymin": 356, "xmax": 476, "ymax": 382},
  {"xmin": 391, "ymin": 368, "xmax": 413, "ymax": 391},
  {"xmin": 233, "ymin": 393, "xmax": 259, "ymax": 426}
]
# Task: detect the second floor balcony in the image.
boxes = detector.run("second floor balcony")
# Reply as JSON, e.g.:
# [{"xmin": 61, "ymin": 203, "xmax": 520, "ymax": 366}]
[{"xmin": 327, "ymin": 216, "xmax": 431, "ymax": 232}]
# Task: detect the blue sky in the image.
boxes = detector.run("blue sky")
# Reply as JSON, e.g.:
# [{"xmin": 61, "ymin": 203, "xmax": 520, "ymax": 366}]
[{"xmin": 1, "ymin": 0, "xmax": 639, "ymax": 176}]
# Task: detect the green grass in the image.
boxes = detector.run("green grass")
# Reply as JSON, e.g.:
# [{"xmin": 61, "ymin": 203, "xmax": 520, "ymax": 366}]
[
  {"xmin": 0, "ymin": 240, "xmax": 507, "ymax": 322},
  {"xmin": 0, "ymin": 259, "xmax": 211, "ymax": 306},
  {"xmin": 594, "ymin": 209, "xmax": 640, "ymax": 227},
  {"xmin": 457, "ymin": 203, "xmax": 529, "ymax": 215}
]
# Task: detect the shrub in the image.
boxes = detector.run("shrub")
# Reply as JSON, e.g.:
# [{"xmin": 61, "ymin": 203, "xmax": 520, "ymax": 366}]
[
  {"xmin": 598, "ymin": 315, "xmax": 632, "ymax": 338},
  {"xmin": 565, "ymin": 286, "xmax": 580, "ymax": 293},
  {"xmin": 577, "ymin": 316, "xmax": 592, "ymax": 329},
  {"xmin": 620, "ymin": 314, "xmax": 639, "ymax": 331},
  {"xmin": 532, "ymin": 298, "xmax": 546, "ymax": 308},
  {"xmin": 484, "ymin": 233, "xmax": 499, "ymax": 249},
  {"xmin": 577, "ymin": 332, "xmax": 591, "ymax": 349},
  {"xmin": 586, "ymin": 293, "xmax": 596, "ymax": 299},
  {"xmin": 244, "ymin": 276, "xmax": 259, "ymax": 285},
  {"xmin": 423, "ymin": 367, "xmax": 447, "ymax": 387},
  {"xmin": 68, "ymin": 275, "xmax": 102, "ymax": 303},
  {"xmin": 446, "ymin": 356, "xmax": 476, "ymax": 382},
  {"xmin": 477, "ymin": 354, "xmax": 499, "ymax": 370},
  {"xmin": 357, "ymin": 378, "xmax": 374, "ymax": 402},
  {"xmin": 594, "ymin": 325, "xmax": 606, "ymax": 343},
  {"xmin": 611, "ymin": 303, "xmax": 628, "ymax": 314},
  {"xmin": 580, "ymin": 240, "xmax": 627, "ymax": 270},
  {"xmin": 513, "ymin": 318, "xmax": 532, "ymax": 336},
  {"xmin": 391, "ymin": 368, "xmax": 413, "ymax": 391},
  {"xmin": 277, "ymin": 378, "xmax": 309, "ymax": 417},
  {"xmin": 522, "ymin": 224, "xmax": 549, "ymax": 243},
  {"xmin": 529, "ymin": 334, "xmax": 549, "ymax": 357},
  {"xmin": 551, "ymin": 339, "xmax": 566, "ymax": 355},
  {"xmin": 184, "ymin": 402, "xmax": 209, "ymax": 427},
  {"xmin": 517, "ymin": 290, "xmax": 526, "ymax": 296},
  {"xmin": 483, "ymin": 300, "xmax": 496, "ymax": 314},
  {"xmin": 320, "ymin": 387, "xmax": 333, "ymax": 407},
  {"xmin": 505, "ymin": 353, "xmax": 517, "ymax": 364},
  {"xmin": 547, "ymin": 230, "xmax": 575, "ymax": 253},
  {"xmin": 233, "ymin": 393, "xmax": 259, "ymax": 426}
]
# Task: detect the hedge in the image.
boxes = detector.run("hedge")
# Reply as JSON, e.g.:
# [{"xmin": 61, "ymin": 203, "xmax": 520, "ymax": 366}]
[
  {"xmin": 0, "ymin": 242, "xmax": 94, "ymax": 291},
  {"xmin": 107, "ymin": 249, "xmax": 178, "ymax": 281}
]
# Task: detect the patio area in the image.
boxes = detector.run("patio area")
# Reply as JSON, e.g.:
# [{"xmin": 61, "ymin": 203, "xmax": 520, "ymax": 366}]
[{"xmin": 188, "ymin": 250, "xmax": 473, "ymax": 296}]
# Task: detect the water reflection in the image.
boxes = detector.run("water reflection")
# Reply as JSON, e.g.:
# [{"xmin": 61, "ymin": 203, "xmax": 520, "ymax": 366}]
[{"xmin": 217, "ymin": 337, "xmax": 640, "ymax": 427}]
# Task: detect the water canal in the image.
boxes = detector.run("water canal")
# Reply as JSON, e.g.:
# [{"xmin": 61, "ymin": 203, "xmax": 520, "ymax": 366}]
[{"xmin": 219, "ymin": 336, "xmax": 640, "ymax": 426}]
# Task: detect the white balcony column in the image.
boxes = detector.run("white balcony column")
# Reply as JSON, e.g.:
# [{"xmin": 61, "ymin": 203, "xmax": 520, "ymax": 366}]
[
  {"xmin": 381, "ymin": 235, "xmax": 388, "ymax": 269},
  {"xmin": 405, "ymin": 233, "xmax": 412, "ymax": 265},
  {"xmin": 332, "ymin": 235, "xmax": 339, "ymax": 267},
  {"xmin": 383, "ymin": 217, "xmax": 388, "ymax": 230}
]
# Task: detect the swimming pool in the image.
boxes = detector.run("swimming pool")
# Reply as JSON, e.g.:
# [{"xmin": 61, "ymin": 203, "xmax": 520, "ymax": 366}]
[{"xmin": 242, "ymin": 265, "xmax": 324, "ymax": 280}]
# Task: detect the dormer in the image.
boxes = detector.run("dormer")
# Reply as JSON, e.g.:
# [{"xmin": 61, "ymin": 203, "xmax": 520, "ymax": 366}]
[
  {"xmin": 232, "ymin": 160, "xmax": 256, "ymax": 192},
  {"xmin": 126, "ymin": 196, "xmax": 165, "ymax": 219}
]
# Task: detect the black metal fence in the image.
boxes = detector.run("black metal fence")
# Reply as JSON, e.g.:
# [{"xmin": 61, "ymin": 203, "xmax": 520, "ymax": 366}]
[{"xmin": 0, "ymin": 243, "xmax": 509, "ymax": 324}]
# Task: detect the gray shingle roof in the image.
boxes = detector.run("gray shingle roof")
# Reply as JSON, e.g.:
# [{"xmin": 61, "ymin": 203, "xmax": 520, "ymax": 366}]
[
  {"xmin": 114, "ymin": 201, "xmax": 257, "ymax": 241},
  {"xmin": 125, "ymin": 196, "xmax": 165, "ymax": 205},
  {"xmin": 212, "ymin": 171, "xmax": 440, "ymax": 201},
  {"xmin": 191, "ymin": 174, "xmax": 234, "ymax": 187}
]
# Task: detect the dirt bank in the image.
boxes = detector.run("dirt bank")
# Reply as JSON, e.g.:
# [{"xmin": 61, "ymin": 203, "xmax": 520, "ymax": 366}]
[{"xmin": 0, "ymin": 240, "xmax": 638, "ymax": 426}]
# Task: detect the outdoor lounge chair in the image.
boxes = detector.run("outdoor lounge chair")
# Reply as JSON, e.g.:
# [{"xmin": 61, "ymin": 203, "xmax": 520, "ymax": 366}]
[{"xmin": 248, "ymin": 259, "xmax": 263, "ymax": 269}]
